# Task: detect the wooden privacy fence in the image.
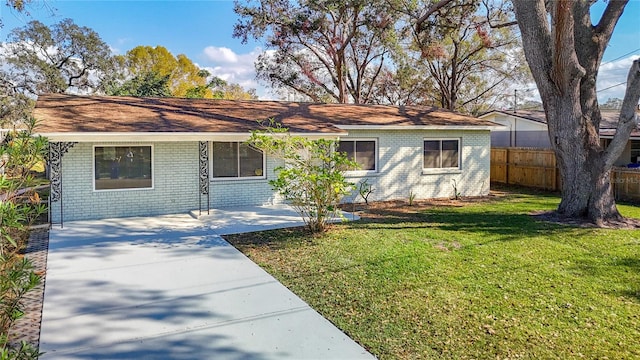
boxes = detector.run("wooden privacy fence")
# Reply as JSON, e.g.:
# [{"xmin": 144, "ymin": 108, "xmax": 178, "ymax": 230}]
[
  {"xmin": 612, "ymin": 169, "xmax": 640, "ymax": 201},
  {"xmin": 491, "ymin": 147, "xmax": 640, "ymax": 201},
  {"xmin": 491, "ymin": 147, "xmax": 559, "ymax": 190}
]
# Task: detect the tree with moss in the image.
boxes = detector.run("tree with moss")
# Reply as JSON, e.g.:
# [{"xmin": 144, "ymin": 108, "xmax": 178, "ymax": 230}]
[
  {"xmin": 397, "ymin": 0, "xmax": 527, "ymax": 113},
  {"xmin": 108, "ymin": 71, "xmax": 172, "ymax": 98},
  {"xmin": 234, "ymin": 0, "xmax": 396, "ymax": 103},
  {"xmin": 3, "ymin": 19, "xmax": 115, "ymax": 95}
]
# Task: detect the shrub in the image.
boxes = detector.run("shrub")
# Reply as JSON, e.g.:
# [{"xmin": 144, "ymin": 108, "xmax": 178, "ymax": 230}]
[
  {"xmin": 248, "ymin": 121, "xmax": 358, "ymax": 232},
  {"xmin": 0, "ymin": 117, "xmax": 46, "ymax": 358}
]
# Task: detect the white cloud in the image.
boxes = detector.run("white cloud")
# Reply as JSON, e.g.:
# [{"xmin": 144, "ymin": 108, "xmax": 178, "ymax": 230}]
[
  {"xmin": 198, "ymin": 46, "xmax": 278, "ymax": 99},
  {"xmin": 515, "ymin": 55, "xmax": 639, "ymax": 105},
  {"xmin": 109, "ymin": 38, "xmax": 133, "ymax": 56},
  {"xmin": 203, "ymin": 46, "xmax": 240, "ymax": 64},
  {"xmin": 597, "ymin": 55, "xmax": 639, "ymax": 101}
]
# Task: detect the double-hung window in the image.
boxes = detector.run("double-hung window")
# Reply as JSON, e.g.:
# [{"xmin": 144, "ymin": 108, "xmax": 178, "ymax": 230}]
[
  {"xmin": 94, "ymin": 145, "xmax": 153, "ymax": 190},
  {"xmin": 338, "ymin": 139, "xmax": 377, "ymax": 172},
  {"xmin": 423, "ymin": 139, "xmax": 460, "ymax": 170},
  {"xmin": 212, "ymin": 142, "xmax": 265, "ymax": 179}
]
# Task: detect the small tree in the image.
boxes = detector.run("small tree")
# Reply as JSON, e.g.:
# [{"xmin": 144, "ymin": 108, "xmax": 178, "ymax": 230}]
[
  {"xmin": 247, "ymin": 122, "xmax": 358, "ymax": 232},
  {"xmin": 0, "ymin": 117, "xmax": 46, "ymax": 357}
]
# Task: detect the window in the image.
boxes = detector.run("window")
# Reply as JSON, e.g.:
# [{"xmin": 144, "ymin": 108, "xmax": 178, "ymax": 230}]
[
  {"xmin": 338, "ymin": 139, "xmax": 377, "ymax": 171},
  {"xmin": 212, "ymin": 142, "xmax": 265, "ymax": 178},
  {"xmin": 94, "ymin": 145, "xmax": 152, "ymax": 190},
  {"xmin": 631, "ymin": 140, "xmax": 640, "ymax": 164},
  {"xmin": 423, "ymin": 139, "xmax": 460, "ymax": 169}
]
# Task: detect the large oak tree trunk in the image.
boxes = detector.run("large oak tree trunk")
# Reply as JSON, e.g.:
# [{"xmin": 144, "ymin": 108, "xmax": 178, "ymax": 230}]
[
  {"xmin": 547, "ymin": 100, "xmax": 620, "ymax": 223},
  {"xmin": 512, "ymin": 0, "xmax": 640, "ymax": 226}
]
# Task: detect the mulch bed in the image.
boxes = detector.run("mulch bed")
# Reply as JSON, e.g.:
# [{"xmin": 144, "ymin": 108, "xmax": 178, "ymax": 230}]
[
  {"xmin": 340, "ymin": 192, "xmax": 509, "ymax": 221},
  {"xmin": 7, "ymin": 227, "xmax": 50, "ymax": 350}
]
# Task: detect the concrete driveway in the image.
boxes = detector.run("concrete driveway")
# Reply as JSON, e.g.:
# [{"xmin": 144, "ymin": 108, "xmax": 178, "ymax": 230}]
[{"xmin": 39, "ymin": 206, "xmax": 372, "ymax": 359}]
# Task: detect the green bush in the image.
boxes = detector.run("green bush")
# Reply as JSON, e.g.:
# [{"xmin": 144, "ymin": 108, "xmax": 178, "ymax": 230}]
[
  {"xmin": 248, "ymin": 121, "xmax": 358, "ymax": 232},
  {"xmin": 0, "ymin": 117, "xmax": 46, "ymax": 359},
  {"xmin": 0, "ymin": 335, "xmax": 41, "ymax": 360},
  {"xmin": 0, "ymin": 257, "xmax": 40, "ymax": 335}
]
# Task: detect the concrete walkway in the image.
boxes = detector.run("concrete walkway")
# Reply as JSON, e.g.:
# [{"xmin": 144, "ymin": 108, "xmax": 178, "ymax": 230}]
[{"xmin": 39, "ymin": 206, "xmax": 372, "ymax": 359}]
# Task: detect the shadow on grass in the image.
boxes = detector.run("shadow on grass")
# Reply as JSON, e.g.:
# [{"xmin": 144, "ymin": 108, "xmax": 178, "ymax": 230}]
[
  {"xmin": 230, "ymin": 191, "xmax": 584, "ymax": 248},
  {"xmin": 343, "ymin": 206, "xmax": 585, "ymax": 244},
  {"xmin": 226, "ymin": 227, "xmax": 321, "ymax": 251},
  {"xmin": 572, "ymin": 256, "xmax": 640, "ymax": 303}
]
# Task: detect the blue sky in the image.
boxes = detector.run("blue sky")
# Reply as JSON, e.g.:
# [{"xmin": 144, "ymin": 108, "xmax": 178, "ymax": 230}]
[{"xmin": 1, "ymin": 0, "xmax": 639, "ymax": 101}]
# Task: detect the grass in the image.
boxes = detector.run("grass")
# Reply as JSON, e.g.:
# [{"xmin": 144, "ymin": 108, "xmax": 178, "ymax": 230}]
[{"xmin": 226, "ymin": 190, "xmax": 640, "ymax": 359}]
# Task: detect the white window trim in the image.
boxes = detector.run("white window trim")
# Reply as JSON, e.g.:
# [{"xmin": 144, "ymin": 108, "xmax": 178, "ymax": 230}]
[
  {"xmin": 339, "ymin": 138, "xmax": 379, "ymax": 176},
  {"xmin": 210, "ymin": 141, "xmax": 267, "ymax": 181},
  {"xmin": 422, "ymin": 138, "xmax": 462, "ymax": 174},
  {"xmin": 92, "ymin": 144, "xmax": 154, "ymax": 192}
]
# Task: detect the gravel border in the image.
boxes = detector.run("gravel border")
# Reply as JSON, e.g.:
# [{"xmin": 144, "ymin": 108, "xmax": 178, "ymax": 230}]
[{"xmin": 7, "ymin": 227, "xmax": 50, "ymax": 350}]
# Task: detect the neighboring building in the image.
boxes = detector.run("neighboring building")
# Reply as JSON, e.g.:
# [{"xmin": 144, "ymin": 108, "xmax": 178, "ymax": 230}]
[
  {"xmin": 479, "ymin": 110, "xmax": 551, "ymax": 148},
  {"xmin": 34, "ymin": 94, "xmax": 499, "ymax": 224},
  {"xmin": 480, "ymin": 109, "xmax": 640, "ymax": 166}
]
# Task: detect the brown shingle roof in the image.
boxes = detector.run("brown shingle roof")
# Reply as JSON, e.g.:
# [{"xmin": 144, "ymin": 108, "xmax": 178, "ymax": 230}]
[{"xmin": 34, "ymin": 94, "xmax": 497, "ymax": 134}]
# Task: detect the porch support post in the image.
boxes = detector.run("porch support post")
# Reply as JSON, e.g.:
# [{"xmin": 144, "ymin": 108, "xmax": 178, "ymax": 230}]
[
  {"xmin": 49, "ymin": 142, "xmax": 77, "ymax": 228},
  {"xmin": 198, "ymin": 141, "xmax": 210, "ymax": 215}
]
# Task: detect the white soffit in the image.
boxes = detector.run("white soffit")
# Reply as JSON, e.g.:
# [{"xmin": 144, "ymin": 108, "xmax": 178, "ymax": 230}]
[
  {"xmin": 36, "ymin": 132, "xmax": 347, "ymax": 142},
  {"xmin": 334, "ymin": 125, "xmax": 497, "ymax": 131}
]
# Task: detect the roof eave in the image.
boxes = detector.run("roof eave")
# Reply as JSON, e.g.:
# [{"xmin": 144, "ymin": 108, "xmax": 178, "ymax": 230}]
[
  {"xmin": 478, "ymin": 110, "xmax": 547, "ymax": 124},
  {"xmin": 334, "ymin": 125, "xmax": 496, "ymax": 131},
  {"xmin": 36, "ymin": 131, "xmax": 348, "ymax": 142}
]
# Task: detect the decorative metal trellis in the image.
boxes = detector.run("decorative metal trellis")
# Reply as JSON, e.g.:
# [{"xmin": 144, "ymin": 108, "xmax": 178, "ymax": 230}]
[
  {"xmin": 198, "ymin": 141, "xmax": 210, "ymax": 215},
  {"xmin": 49, "ymin": 142, "xmax": 77, "ymax": 227}
]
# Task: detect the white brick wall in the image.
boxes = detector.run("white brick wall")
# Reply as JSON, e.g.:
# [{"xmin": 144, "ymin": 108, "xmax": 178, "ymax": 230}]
[
  {"xmin": 210, "ymin": 155, "xmax": 284, "ymax": 207},
  {"xmin": 340, "ymin": 129, "xmax": 491, "ymax": 203},
  {"xmin": 53, "ymin": 131, "xmax": 490, "ymax": 221},
  {"xmin": 52, "ymin": 142, "xmax": 200, "ymax": 222}
]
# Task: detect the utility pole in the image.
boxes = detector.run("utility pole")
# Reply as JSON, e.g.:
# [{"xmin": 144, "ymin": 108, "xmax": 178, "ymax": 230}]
[{"xmin": 514, "ymin": 89, "xmax": 518, "ymax": 113}]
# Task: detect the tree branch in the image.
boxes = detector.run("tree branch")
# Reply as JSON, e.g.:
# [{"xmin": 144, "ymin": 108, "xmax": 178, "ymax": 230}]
[
  {"xmin": 415, "ymin": 0, "xmax": 455, "ymax": 29},
  {"xmin": 604, "ymin": 59, "xmax": 640, "ymax": 168},
  {"xmin": 595, "ymin": 0, "xmax": 628, "ymax": 39},
  {"xmin": 512, "ymin": 0, "xmax": 554, "ymax": 97}
]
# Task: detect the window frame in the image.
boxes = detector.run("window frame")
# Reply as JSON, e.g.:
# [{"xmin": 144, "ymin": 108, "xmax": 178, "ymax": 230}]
[
  {"xmin": 92, "ymin": 144, "xmax": 154, "ymax": 192},
  {"xmin": 338, "ymin": 138, "xmax": 379, "ymax": 175},
  {"xmin": 422, "ymin": 138, "xmax": 462, "ymax": 173},
  {"xmin": 631, "ymin": 140, "xmax": 640, "ymax": 163},
  {"xmin": 210, "ymin": 141, "xmax": 267, "ymax": 181}
]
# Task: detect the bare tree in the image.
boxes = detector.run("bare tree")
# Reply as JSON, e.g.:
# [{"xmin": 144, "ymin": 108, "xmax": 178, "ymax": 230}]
[
  {"xmin": 405, "ymin": 0, "xmax": 528, "ymax": 114},
  {"xmin": 234, "ymin": 0, "xmax": 395, "ymax": 103}
]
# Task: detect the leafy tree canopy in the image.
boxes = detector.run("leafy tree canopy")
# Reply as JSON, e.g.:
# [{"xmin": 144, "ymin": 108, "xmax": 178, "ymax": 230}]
[
  {"xmin": 107, "ymin": 71, "xmax": 172, "ymax": 97},
  {"xmin": 3, "ymin": 18, "xmax": 115, "ymax": 95},
  {"xmin": 111, "ymin": 46, "xmax": 258, "ymax": 99}
]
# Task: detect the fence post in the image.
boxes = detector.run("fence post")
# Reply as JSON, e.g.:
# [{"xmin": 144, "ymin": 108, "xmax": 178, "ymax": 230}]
[{"xmin": 505, "ymin": 148, "xmax": 510, "ymax": 186}]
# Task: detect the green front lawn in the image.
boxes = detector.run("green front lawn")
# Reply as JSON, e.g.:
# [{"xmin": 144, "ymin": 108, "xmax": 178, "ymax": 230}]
[{"xmin": 226, "ymin": 191, "xmax": 640, "ymax": 359}]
